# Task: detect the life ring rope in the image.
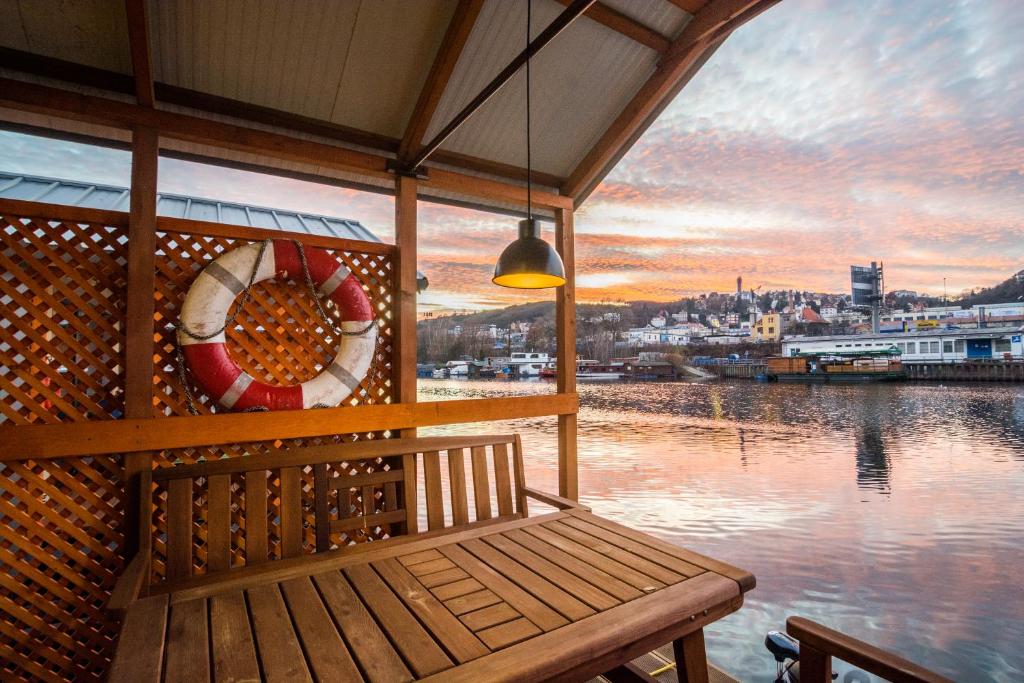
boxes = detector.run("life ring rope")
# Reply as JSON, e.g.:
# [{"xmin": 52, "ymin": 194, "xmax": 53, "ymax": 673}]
[{"xmin": 173, "ymin": 239, "xmax": 377, "ymax": 415}]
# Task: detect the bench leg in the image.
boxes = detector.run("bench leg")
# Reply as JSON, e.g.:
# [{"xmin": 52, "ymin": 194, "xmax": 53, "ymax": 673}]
[{"xmin": 672, "ymin": 628, "xmax": 709, "ymax": 683}]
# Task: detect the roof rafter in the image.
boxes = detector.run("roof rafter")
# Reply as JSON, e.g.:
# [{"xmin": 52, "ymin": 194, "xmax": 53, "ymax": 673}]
[
  {"xmin": 554, "ymin": 0, "xmax": 671, "ymax": 53},
  {"xmin": 124, "ymin": 0, "xmax": 154, "ymax": 107},
  {"xmin": 561, "ymin": 0, "xmax": 779, "ymax": 201},
  {"xmin": 399, "ymin": 0, "xmax": 484, "ymax": 162},
  {"xmin": 664, "ymin": 0, "xmax": 709, "ymax": 14}
]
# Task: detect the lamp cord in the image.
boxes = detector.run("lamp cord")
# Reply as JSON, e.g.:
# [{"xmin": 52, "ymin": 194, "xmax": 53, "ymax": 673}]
[{"xmin": 526, "ymin": 0, "xmax": 532, "ymax": 220}]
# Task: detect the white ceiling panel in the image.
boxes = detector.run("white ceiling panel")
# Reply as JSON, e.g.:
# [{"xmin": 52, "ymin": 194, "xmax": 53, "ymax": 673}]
[{"xmin": 0, "ymin": 0, "xmax": 130, "ymax": 73}]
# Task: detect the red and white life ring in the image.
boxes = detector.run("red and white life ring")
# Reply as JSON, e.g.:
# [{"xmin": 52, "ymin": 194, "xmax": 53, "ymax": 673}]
[{"xmin": 177, "ymin": 239, "xmax": 377, "ymax": 411}]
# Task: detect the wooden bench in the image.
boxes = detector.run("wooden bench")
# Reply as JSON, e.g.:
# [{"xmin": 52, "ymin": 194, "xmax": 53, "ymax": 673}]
[{"xmin": 110, "ymin": 434, "xmax": 583, "ymax": 611}]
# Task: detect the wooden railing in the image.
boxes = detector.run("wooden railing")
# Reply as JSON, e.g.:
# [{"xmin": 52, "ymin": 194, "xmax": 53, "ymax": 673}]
[{"xmin": 786, "ymin": 617, "xmax": 953, "ymax": 683}]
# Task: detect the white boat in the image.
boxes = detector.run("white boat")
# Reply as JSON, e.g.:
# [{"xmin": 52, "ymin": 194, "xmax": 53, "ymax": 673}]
[
  {"xmin": 445, "ymin": 360, "xmax": 471, "ymax": 377},
  {"xmin": 431, "ymin": 367, "xmax": 447, "ymax": 378},
  {"xmin": 508, "ymin": 352, "xmax": 549, "ymax": 377},
  {"xmin": 576, "ymin": 359, "xmax": 624, "ymax": 380}
]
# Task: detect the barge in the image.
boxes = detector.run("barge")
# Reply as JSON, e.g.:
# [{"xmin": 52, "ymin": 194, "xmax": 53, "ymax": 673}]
[{"xmin": 766, "ymin": 350, "xmax": 906, "ymax": 383}]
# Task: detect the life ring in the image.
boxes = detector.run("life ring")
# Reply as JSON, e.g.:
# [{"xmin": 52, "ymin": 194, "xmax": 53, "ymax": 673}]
[{"xmin": 177, "ymin": 239, "xmax": 377, "ymax": 411}]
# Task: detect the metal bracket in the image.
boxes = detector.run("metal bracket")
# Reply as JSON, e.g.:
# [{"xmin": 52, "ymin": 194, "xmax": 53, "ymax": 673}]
[{"xmin": 386, "ymin": 159, "xmax": 429, "ymax": 180}]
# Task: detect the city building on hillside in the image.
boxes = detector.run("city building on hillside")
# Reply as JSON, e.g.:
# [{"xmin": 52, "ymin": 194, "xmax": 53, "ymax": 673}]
[
  {"xmin": 753, "ymin": 312, "xmax": 783, "ymax": 342},
  {"xmin": 820, "ymin": 306, "xmax": 839, "ymax": 320},
  {"xmin": 889, "ymin": 289, "xmax": 919, "ymax": 298},
  {"xmin": 650, "ymin": 315, "xmax": 667, "ymax": 328},
  {"xmin": 881, "ymin": 302, "xmax": 1024, "ymax": 323}
]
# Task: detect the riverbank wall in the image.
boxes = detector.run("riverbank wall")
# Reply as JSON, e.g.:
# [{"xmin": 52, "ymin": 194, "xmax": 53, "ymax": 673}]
[{"xmin": 905, "ymin": 361, "xmax": 1024, "ymax": 382}]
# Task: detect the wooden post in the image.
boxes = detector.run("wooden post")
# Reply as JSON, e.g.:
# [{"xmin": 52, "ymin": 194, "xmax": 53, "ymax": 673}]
[
  {"xmin": 123, "ymin": 125, "xmax": 158, "ymax": 556},
  {"xmin": 673, "ymin": 629, "xmax": 710, "ymax": 683},
  {"xmin": 555, "ymin": 207, "xmax": 578, "ymax": 500},
  {"xmin": 394, "ymin": 174, "xmax": 418, "ymax": 433}
]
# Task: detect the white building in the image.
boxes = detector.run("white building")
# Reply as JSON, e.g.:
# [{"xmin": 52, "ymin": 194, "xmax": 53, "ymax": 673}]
[{"xmin": 782, "ymin": 326, "xmax": 1024, "ymax": 362}]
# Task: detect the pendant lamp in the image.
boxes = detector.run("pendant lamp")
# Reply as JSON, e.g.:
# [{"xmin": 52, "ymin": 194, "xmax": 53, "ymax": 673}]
[{"xmin": 492, "ymin": 0, "xmax": 566, "ymax": 290}]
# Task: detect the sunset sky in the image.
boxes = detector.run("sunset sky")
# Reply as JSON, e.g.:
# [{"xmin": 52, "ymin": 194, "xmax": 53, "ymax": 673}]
[{"xmin": 2, "ymin": 0, "xmax": 1022, "ymax": 314}]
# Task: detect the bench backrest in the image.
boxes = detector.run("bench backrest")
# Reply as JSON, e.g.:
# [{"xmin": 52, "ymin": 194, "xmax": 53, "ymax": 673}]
[{"xmin": 144, "ymin": 434, "xmax": 526, "ymax": 584}]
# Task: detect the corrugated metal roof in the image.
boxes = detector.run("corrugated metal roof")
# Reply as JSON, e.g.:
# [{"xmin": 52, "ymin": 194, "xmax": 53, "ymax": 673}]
[
  {"xmin": 0, "ymin": 170, "xmax": 379, "ymax": 241},
  {"xmin": 0, "ymin": 169, "xmax": 428, "ymax": 288}
]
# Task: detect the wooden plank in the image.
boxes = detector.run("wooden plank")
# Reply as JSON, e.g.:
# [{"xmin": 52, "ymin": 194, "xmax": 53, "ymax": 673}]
[
  {"xmin": 555, "ymin": 0, "xmax": 672, "ymax": 52},
  {"xmin": 521, "ymin": 524, "xmax": 663, "ymax": 592},
  {"xmin": 492, "ymin": 443, "xmax": 514, "ymax": 516},
  {"xmin": 402, "ymin": 453, "xmax": 418, "ymax": 533},
  {"xmin": 566, "ymin": 510, "xmax": 756, "ymax": 592},
  {"xmin": 512, "ymin": 435, "xmax": 528, "ymax": 517},
  {"xmin": 439, "ymin": 543, "xmax": 567, "ymax": 631},
  {"xmin": 313, "ymin": 571, "xmax": 413, "ymax": 683},
  {"xmin": 544, "ymin": 520, "xmax": 686, "ymax": 584},
  {"xmin": 483, "ymin": 533, "xmax": 618, "ymax": 611},
  {"xmin": 503, "ymin": 527, "xmax": 642, "ymax": 602},
  {"xmin": 165, "ymin": 477, "xmax": 192, "ymax": 581},
  {"xmin": 155, "ymin": 435, "xmax": 515, "ymax": 483},
  {"xmin": 459, "ymin": 602, "xmax": 521, "ymax": 631},
  {"xmin": 423, "ymin": 450, "xmax": 445, "ymax": 530},
  {"xmin": 560, "ymin": 516, "xmax": 704, "ymax": 577},
  {"xmin": 164, "ymin": 598, "xmax": 210, "ymax": 683},
  {"xmin": 476, "ymin": 618, "xmax": 541, "ymax": 650},
  {"xmin": 162, "ymin": 513, "xmax": 568, "ymax": 603},
  {"xmin": 418, "ymin": 572, "xmax": 740, "ymax": 683},
  {"xmin": 331, "ymin": 508, "xmax": 406, "ymax": 533},
  {"xmin": 107, "ymin": 595, "xmax": 168, "ymax": 683},
  {"xmin": 247, "ymin": 584, "xmax": 312, "ymax": 682},
  {"xmin": 444, "ymin": 589, "xmax": 503, "ymax": 616},
  {"xmin": 432, "ymin": 577, "xmax": 485, "ymax": 601},
  {"xmin": 2, "ymin": 396, "xmax": 576, "ymax": 460},
  {"xmin": 554, "ymin": 207, "xmax": 579, "ymax": 501},
  {"xmin": 406, "ymin": 557, "xmax": 456, "ymax": 576},
  {"xmin": 279, "ymin": 576, "xmax": 362, "ymax": 681},
  {"xmin": 206, "ymin": 473, "xmax": 231, "ymax": 573},
  {"xmin": 329, "ymin": 468, "xmax": 406, "ymax": 491},
  {"xmin": 674, "ymin": 629, "xmax": 710, "ymax": 683},
  {"xmin": 460, "ymin": 538, "xmax": 594, "ymax": 621},
  {"xmin": 0, "ymin": 197, "xmax": 128, "ymax": 226},
  {"xmin": 313, "ymin": 463, "xmax": 330, "ymax": 552},
  {"xmin": 400, "ymin": 549, "xmax": 444, "ymax": 566},
  {"xmin": 279, "ymin": 466, "xmax": 302, "ymax": 558},
  {"xmin": 375, "ymin": 557, "xmax": 489, "ymax": 662},
  {"xmin": 160, "ymin": 214, "xmax": 393, "ymax": 255},
  {"xmin": 470, "ymin": 446, "xmax": 492, "ymax": 521},
  {"xmin": 399, "ymin": 0, "xmax": 485, "ymax": 159},
  {"xmin": 244, "ymin": 470, "xmax": 268, "ymax": 565},
  {"xmin": 448, "ymin": 447, "xmax": 470, "ymax": 525},
  {"xmin": 344, "ymin": 563, "xmax": 452, "ymax": 677},
  {"xmin": 418, "ymin": 566, "xmax": 470, "ymax": 588},
  {"xmin": 124, "ymin": 0, "xmax": 155, "ymax": 106},
  {"xmin": 209, "ymin": 592, "xmax": 260, "ymax": 683}
]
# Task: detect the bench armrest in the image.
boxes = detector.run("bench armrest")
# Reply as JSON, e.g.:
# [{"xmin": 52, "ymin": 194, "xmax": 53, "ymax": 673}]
[
  {"xmin": 522, "ymin": 486, "xmax": 591, "ymax": 512},
  {"xmin": 786, "ymin": 617, "xmax": 952, "ymax": 683},
  {"xmin": 108, "ymin": 553, "xmax": 150, "ymax": 619}
]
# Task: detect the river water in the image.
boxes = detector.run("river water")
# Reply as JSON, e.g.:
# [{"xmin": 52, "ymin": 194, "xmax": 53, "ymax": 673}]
[{"xmin": 418, "ymin": 378, "xmax": 1024, "ymax": 682}]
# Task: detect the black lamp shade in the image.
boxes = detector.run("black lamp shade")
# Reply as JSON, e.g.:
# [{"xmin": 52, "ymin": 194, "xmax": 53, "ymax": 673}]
[{"xmin": 492, "ymin": 218, "xmax": 566, "ymax": 289}]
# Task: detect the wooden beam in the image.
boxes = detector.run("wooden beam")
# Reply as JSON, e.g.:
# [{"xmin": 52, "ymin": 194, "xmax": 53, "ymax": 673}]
[
  {"xmin": 400, "ymin": 0, "xmax": 484, "ymax": 160},
  {"xmin": 124, "ymin": 0, "xmax": 154, "ymax": 106},
  {"xmin": 0, "ymin": 47, "xmax": 566, "ymax": 189},
  {"xmin": 123, "ymin": 125, "xmax": 158, "ymax": 554},
  {"xmin": 665, "ymin": 0, "xmax": 709, "ymax": 14},
  {"xmin": 555, "ymin": 0, "xmax": 671, "ymax": 53},
  {"xmin": 406, "ymin": 0, "xmax": 597, "ymax": 171},
  {"xmin": 561, "ymin": 0, "xmax": 777, "ymax": 200},
  {"xmin": 395, "ymin": 175, "xmax": 419, "ymax": 437},
  {"xmin": 555, "ymin": 207, "xmax": 578, "ymax": 501},
  {"xmin": 0, "ymin": 77, "xmax": 572, "ymax": 210},
  {"xmin": 0, "ymin": 394, "xmax": 579, "ymax": 461}
]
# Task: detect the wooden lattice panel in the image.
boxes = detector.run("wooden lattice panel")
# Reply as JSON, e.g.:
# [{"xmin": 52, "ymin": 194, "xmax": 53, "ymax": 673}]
[
  {"xmin": 0, "ymin": 208, "xmax": 128, "ymax": 681},
  {"xmin": 0, "ymin": 212, "xmax": 127, "ymax": 425},
  {"xmin": 0, "ymin": 456, "xmax": 124, "ymax": 682}
]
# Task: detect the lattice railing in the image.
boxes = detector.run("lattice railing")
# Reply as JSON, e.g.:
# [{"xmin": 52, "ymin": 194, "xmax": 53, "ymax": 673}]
[{"xmin": 0, "ymin": 203, "xmax": 397, "ymax": 682}]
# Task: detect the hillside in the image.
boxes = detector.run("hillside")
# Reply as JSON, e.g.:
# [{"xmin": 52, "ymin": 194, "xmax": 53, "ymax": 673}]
[{"xmin": 955, "ymin": 272, "xmax": 1024, "ymax": 307}]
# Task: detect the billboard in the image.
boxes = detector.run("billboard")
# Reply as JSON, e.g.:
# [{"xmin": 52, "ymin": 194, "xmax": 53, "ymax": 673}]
[{"xmin": 851, "ymin": 264, "xmax": 877, "ymax": 307}]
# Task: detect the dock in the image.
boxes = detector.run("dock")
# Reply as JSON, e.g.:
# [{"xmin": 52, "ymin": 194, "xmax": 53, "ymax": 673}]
[{"xmin": 905, "ymin": 360, "xmax": 1024, "ymax": 382}]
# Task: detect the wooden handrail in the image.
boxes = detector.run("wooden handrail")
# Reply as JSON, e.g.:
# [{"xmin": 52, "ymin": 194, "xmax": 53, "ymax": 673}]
[
  {"xmin": 786, "ymin": 617, "xmax": 953, "ymax": 683},
  {"xmin": 0, "ymin": 394, "xmax": 578, "ymax": 460}
]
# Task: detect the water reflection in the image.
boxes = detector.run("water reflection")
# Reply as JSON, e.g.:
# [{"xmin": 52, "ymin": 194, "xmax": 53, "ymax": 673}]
[{"xmin": 419, "ymin": 379, "xmax": 1024, "ymax": 682}]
